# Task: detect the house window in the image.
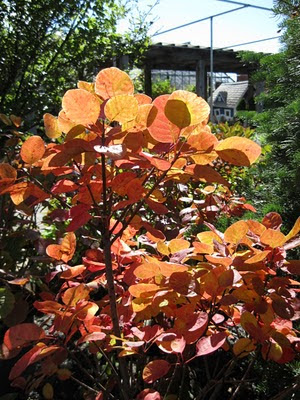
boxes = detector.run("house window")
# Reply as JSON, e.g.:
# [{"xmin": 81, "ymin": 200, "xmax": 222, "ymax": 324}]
[
  {"xmin": 214, "ymin": 108, "xmax": 220, "ymax": 116},
  {"xmin": 225, "ymin": 109, "xmax": 231, "ymax": 118}
]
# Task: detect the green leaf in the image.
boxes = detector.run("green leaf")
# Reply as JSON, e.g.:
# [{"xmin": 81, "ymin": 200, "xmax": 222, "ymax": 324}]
[{"xmin": 0, "ymin": 288, "xmax": 15, "ymax": 319}]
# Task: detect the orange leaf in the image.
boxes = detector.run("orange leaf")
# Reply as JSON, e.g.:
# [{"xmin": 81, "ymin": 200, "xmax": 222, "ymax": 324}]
[
  {"xmin": 134, "ymin": 93, "xmax": 152, "ymax": 105},
  {"xmin": 186, "ymin": 164, "xmax": 229, "ymax": 187},
  {"xmin": 0, "ymin": 163, "xmax": 17, "ymax": 181},
  {"xmin": 4, "ymin": 323, "xmax": 45, "ymax": 350},
  {"xmin": 43, "ymin": 113, "xmax": 62, "ymax": 139},
  {"xmin": 148, "ymin": 95, "xmax": 180, "ymax": 143},
  {"xmin": 62, "ymin": 89, "xmax": 101, "ymax": 125},
  {"xmin": 159, "ymin": 263, "xmax": 188, "ymax": 277},
  {"xmin": 260, "ymin": 229, "xmax": 286, "ymax": 248},
  {"xmin": 134, "ymin": 263, "xmax": 161, "ymax": 279},
  {"xmin": 105, "ymin": 94, "xmax": 138, "ymax": 123},
  {"xmin": 5, "ymin": 182, "xmax": 49, "ymax": 206},
  {"xmin": 60, "ymin": 265, "xmax": 86, "ymax": 279},
  {"xmin": 224, "ymin": 221, "xmax": 249, "ymax": 244},
  {"xmin": 142, "ymin": 360, "xmax": 171, "ymax": 384},
  {"xmin": 244, "ymin": 250, "xmax": 271, "ymax": 264},
  {"xmin": 216, "ymin": 136, "xmax": 261, "ymax": 166},
  {"xmin": 165, "ymin": 90, "xmax": 210, "ymax": 128},
  {"xmin": 46, "ymin": 232, "xmax": 76, "ymax": 263},
  {"xmin": 95, "ymin": 67, "xmax": 134, "ymax": 100},
  {"xmin": 129, "ymin": 283, "xmax": 161, "ymax": 298},
  {"xmin": 10, "ymin": 115, "xmax": 22, "ymax": 127},
  {"xmin": 62, "ymin": 284, "xmax": 90, "ymax": 306},
  {"xmin": 20, "ymin": 136, "xmax": 45, "ymax": 164},
  {"xmin": 246, "ymin": 220, "xmax": 266, "ymax": 236}
]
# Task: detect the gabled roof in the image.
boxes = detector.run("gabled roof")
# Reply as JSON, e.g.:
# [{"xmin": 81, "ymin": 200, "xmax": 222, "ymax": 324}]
[{"xmin": 212, "ymin": 81, "xmax": 249, "ymax": 109}]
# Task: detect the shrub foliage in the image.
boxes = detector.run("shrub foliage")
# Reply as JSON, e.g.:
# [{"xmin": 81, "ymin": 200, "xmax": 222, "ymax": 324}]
[{"xmin": 0, "ymin": 68, "xmax": 299, "ymax": 400}]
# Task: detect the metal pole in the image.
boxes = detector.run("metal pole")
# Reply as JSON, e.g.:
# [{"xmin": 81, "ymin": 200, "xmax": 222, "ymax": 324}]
[{"xmin": 210, "ymin": 16, "xmax": 214, "ymax": 120}]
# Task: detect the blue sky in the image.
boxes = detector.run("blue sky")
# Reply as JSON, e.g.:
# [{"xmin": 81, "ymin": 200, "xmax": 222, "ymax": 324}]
[{"xmin": 121, "ymin": 0, "xmax": 283, "ymax": 53}]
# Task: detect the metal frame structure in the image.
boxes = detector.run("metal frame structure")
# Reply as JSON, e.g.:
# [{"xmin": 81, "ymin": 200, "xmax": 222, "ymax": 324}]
[{"xmin": 153, "ymin": 0, "xmax": 275, "ymax": 117}]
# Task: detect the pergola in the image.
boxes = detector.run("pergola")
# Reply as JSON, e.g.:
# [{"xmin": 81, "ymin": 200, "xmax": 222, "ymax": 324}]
[{"xmin": 142, "ymin": 42, "xmax": 258, "ymax": 99}]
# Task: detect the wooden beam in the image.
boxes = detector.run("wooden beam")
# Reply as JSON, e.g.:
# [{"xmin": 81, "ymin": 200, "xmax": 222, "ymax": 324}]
[{"xmin": 196, "ymin": 60, "xmax": 206, "ymax": 98}]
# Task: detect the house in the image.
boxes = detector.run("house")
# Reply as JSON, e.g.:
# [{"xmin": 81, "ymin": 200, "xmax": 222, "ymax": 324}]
[{"xmin": 211, "ymin": 80, "xmax": 250, "ymax": 121}]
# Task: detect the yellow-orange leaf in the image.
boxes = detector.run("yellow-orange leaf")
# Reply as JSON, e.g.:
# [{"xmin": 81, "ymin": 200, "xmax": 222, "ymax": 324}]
[
  {"xmin": 224, "ymin": 221, "xmax": 249, "ymax": 244},
  {"xmin": 240, "ymin": 311, "xmax": 258, "ymax": 331},
  {"xmin": 20, "ymin": 136, "xmax": 45, "ymax": 164},
  {"xmin": 95, "ymin": 67, "xmax": 134, "ymax": 100},
  {"xmin": 216, "ymin": 136, "xmax": 261, "ymax": 166},
  {"xmin": 105, "ymin": 94, "xmax": 138, "ymax": 124},
  {"xmin": 43, "ymin": 113, "xmax": 62, "ymax": 139},
  {"xmin": 77, "ymin": 80, "xmax": 94, "ymax": 92},
  {"xmin": 233, "ymin": 338, "xmax": 256, "ymax": 358},
  {"xmin": 58, "ymin": 110, "xmax": 76, "ymax": 133},
  {"xmin": 197, "ymin": 231, "xmax": 222, "ymax": 245},
  {"xmin": 285, "ymin": 217, "xmax": 300, "ymax": 241},
  {"xmin": 62, "ymin": 89, "xmax": 101, "ymax": 126},
  {"xmin": 157, "ymin": 241, "xmax": 170, "ymax": 256},
  {"xmin": 165, "ymin": 91, "xmax": 210, "ymax": 128},
  {"xmin": 260, "ymin": 229, "xmax": 286, "ymax": 248},
  {"xmin": 168, "ymin": 239, "xmax": 190, "ymax": 254}
]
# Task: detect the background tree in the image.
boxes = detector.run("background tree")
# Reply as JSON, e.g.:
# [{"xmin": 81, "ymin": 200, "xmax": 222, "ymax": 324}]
[
  {"xmin": 0, "ymin": 0, "xmax": 150, "ymax": 130},
  {"xmin": 242, "ymin": 0, "xmax": 300, "ymax": 229}
]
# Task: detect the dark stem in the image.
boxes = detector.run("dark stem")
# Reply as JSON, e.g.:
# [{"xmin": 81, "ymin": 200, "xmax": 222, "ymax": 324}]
[
  {"xmin": 229, "ymin": 355, "xmax": 256, "ymax": 400},
  {"xmin": 100, "ymin": 146, "xmax": 130, "ymax": 400}
]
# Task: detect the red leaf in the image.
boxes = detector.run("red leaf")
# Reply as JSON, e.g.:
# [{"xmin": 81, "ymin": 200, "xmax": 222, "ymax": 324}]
[
  {"xmin": 9, "ymin": 344, "xmax": 45, "ymax": 380},
  {"xmin": 51, "ymin": 179, "xmax": 79, "ymax": 194},
  {"xmin": 196, "ymin": 332, "xmax": 227, "ymax": 356},
  {"xmin": 4, "ymin": 323, "xmax": 45, "ymax": 350},
  {"xmin": 67, "ymin": 204, "xmax": 92, "ymax": 231},
  {"xmin": 137, "ymin": 389, "xmax": 162, "ymax": 400},
  {"xmin": 77, "ymin": 332, "xmax": 106, "ymax": 345},
  {"xmin": 142, "ymin": 359, "xmax": 171, "ymax": 384}
]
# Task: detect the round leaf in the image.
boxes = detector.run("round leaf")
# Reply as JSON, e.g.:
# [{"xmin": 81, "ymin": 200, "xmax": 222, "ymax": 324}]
[
  {"xmin": 43, "ymin": 113, "xmax": 62, "ymax": 139},
  {"xmin": 20, "ymin": 136, "xmax": 45, "ymax": 164},
  {"xmin": 216, "ymin": 136, "xmax": 261, "ymax": 166},
  {"xmin": 165, "ymin": 90, "xmax": 210, "ymax": 128},
  {"xmin": 62, "ymin": 89, "xmax": 101, "ymax": 125},
  {"xmin": 143, "ymin": 359, "xmax": 171, "ymax": 384},
  {"xmin": 95, "ymin": 67, "xmax": 134, "ymax": 100},
  {"xmin": 105, "ymin": 94, "xmax": 138, "ymax": 123}
]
